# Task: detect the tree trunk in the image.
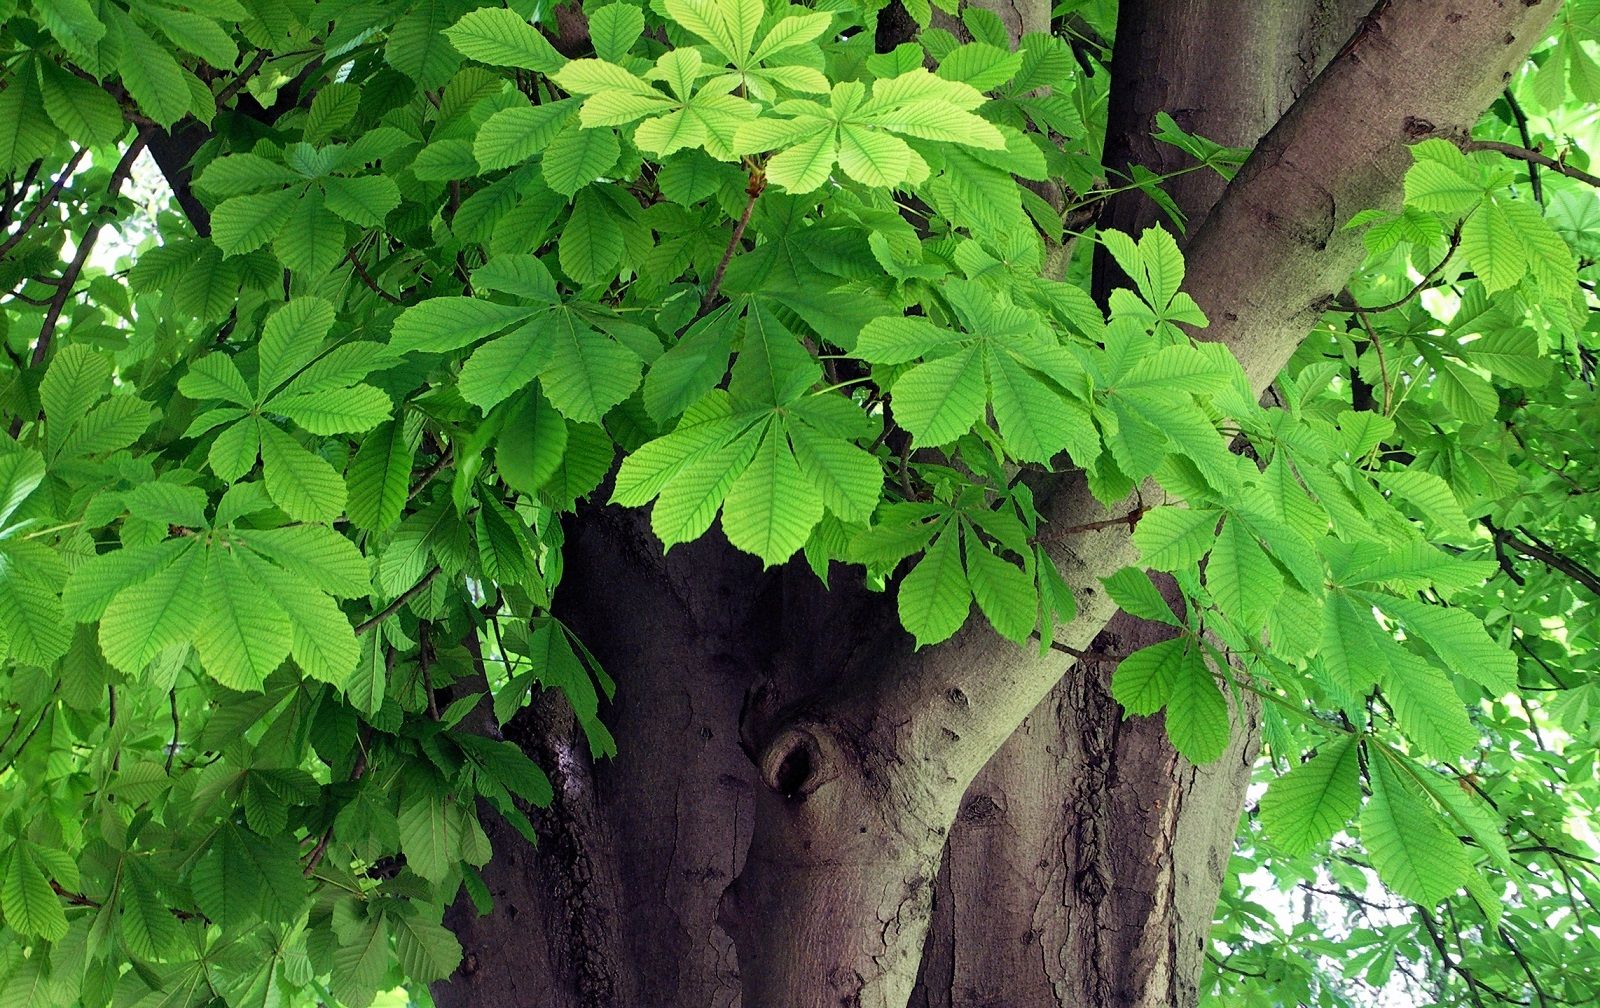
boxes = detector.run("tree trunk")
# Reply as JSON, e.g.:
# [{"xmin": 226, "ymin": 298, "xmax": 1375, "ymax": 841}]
[{"xmin": 434, "ymin": 2, "xmax": 1558, "ymax": 1006}]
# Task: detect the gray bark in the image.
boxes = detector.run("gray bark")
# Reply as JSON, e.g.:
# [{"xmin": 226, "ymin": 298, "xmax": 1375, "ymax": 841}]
[{"xmin": 434, "ymin": 2, "xmax": 1559, "ymax": 1006}]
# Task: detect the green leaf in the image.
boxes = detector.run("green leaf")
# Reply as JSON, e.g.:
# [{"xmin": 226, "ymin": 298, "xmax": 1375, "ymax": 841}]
[
  {"xmin": 346, "ymin": 417, "xmax": 421, "ymax": 533},
  {"xmin": 1259, "ymin": 736, "xmax": 1361, "ymax": 856},
  {"xmin": 445, "ymin": 7, "xmax": 566, "ymax": 72},
  {"xmin": 1362, "ymin": 748, "xmax": 1474, "ymax": 904},
  {"xmin": 1166, "ymin": 656, "xmax": 1230, "ymax": 763},
  {"xmin": 475, "ymin": 101, "xmax": 577, "ymax": 171},
  {"xmin": 536, "ymin": 312, "xmax": 642, "ymax": 423},
  {"xmin": 0, "ymin": 563, "xmax": 71, "ymax": 667},
  {"xmin": 787, "ymin": 423, "xmax": 880, "ymax": 523},
  {"xmin": 1205, "ymin": 516, "xmax": 1279, "ymax": 630},
  {"xmin": 892, "ymin": 346, "xmax": 986, "ymax": 448},
  {"xmin": 559, "ymin": 189, "xmax": 626, "ymax": 285},
  {"xmin": 542, "ymin": 125, "xmax": 621, "ymax": 197},
  {"xmin": 238, "ymin": 524, "xmax": 371, "ymax": 599},
  {"xmin": 1101, "ymin": 568, "xmax": 1180, "ymax": 627},
  {"xmin": 391, "ymin": 297, "xmax": 535, "ymax": 355},
  {"xmin": 497, "ymin": 387, "xmax": 569, "ymax": 495},
  {"xmin": 397, "ymin": 783, "xmax": 456, "ymax": 885},
  {"xmin": 0, "ymin": 844, "xmax": 67, "ymax": 941},
  {"xmin": 1131, "ymin": 507, "xmax": 1219, "ymax": 571},
  {"xmin": 37, "ymin": 62, "xmax": 123, "ymax": 146},
  {"xmin": 0, "ymin": 449, "xmax": 46, "ymax": 527},
  {"xmin": 212, "ymin": 188, "xmax": 298, "ymax": 256},
  {"xmin": 391, "ymin": 913, "xmax": 463, "ymax": 983},
  {"xmin": 1111, "ymin": 636, "xmax": 1188, "ymax": 716},
  {"xmin": 1382, "ymin": 651, "xmax": 1478, "ymax": 760},
  {"xmin": 116, "ymin": 14, "xmax": 191, "ymax": 127},
  {"xmin": 271, "ymin": 385, "xmax": 393, "ymax": 435},
  {"xmin": 721, "ymin": 427, "xmax": 822, "ymax": 567},
  {"xmin": 98, "ymin": 539, "xmax": 204, "ymax": 675},
  {"xmin": 897, "ymin": 526, "xmax": 971, "ymax": 648},
  {"xmin": 196, "ymin": 547, "xmax": 291, "ymax": 692},
  {"xmin": 963, "ymin": 539, "xmax": 1036, "ymax": 643},
  {"xmin": 259, "ymin": 424, "xmax": 347, "ymax": 524}
]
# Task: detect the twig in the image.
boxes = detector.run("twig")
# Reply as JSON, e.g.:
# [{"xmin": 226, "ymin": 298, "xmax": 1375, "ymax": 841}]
[
  {"xmin": 1032, "ymin": 503, "xmax": 1147, "ymax": 542},
  {"xmin": 1484, "ymin": 520, "xmax": 1600, "ymax": 598},
  {"xmin": 304, "ymin": 728, "xmax": 371, "ymax": 876},
  {"xmin": 216, "ymin": 50, "xmax": 270, "ymax": 106},
  {"xmin": 1351, "ymin": 307, "xmax": 1392, "ymax": 416},
  {"xmin": 1501, "ymin": 89, "xmax": 1543, "ymax": 204},
  {"xmin": 0, "ymin": 146, "xmax": 89, "ymax": 259},
  {"xmin": 1460, "ymin": 138, "xmax": 1600, "ymax": 189},
  {"xmin": 353, "ymin": 565, "xmax": 442, "ymax": 636},
  {"xmin": 701, "ymin": 172, "xmax": 763, "ymax": 314},
  {"xmin": 29, "ymin": 129, "xmax": 153, "ymax": 369},
  {"xmin": 165, "ymin": 690, "xmax": 180, "ymax": 774},
  {"xmin": 345, "ymin": 247, "xmax": 402, "ymax": 304},
  {"xmin": 1332, "ymin": 221, "xmax": 1462, "ymax": 315},
  {"xmin": 408, "ymin": 447, "xmax": 452, "ymax": 500}
]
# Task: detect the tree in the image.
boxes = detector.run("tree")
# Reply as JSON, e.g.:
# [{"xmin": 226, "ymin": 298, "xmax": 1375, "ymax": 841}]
[{"xmin": 1, "ymin": 0, "xmax": 1598, "ymax": 1006}]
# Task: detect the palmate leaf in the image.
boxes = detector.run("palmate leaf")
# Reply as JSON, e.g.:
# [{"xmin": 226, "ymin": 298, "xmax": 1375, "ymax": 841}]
[
  {"xmin": 475, "ymin": 100, "xmax": 577, "ymax": 170},
  {"xmin": 346, "ymin": 417, "xmax": 421, "ymax": 534},
  {"xmin": 962, "ymin": 538, "xmax": 1036, "ymax": 643},
  {"xmin": 537, "ymin": 311, "xmax": 643, "ymax": 423},
  {"xmin": 1368, "ymin": 593, "xmax": 1515, "ymax": 694},
  {"xmin": 195, "ymin": 546, "xmax": 291, "ymax": 692},
  {"xmin": 897, "ymin": 525, "xmax": 971, "ymax": 648},
  {"xmin": 1165, "ymin": 657, "xmax": 1230, "ymax": 763},
  {"xmin": 1111, "ymin": 636, "xmax": 1188, "ymax": 716},
  {"xmin": 1259, "ymin": 735, "xmax": 1361, "ymax": 855},
  {"xmin": 1381, "ymin": 651, "xmax": 1478, "ymax": 761},
  {"xmin": 720, "ymin": 426, "xmax": 823, "ymax": 567},
  {"xmin": 542, "ymin": 124, "xmax": 621, "ymax": 197},
  {"xmin": 397, "ymin": 782, "xmax": 456, "ymax": 885},
  {"xmin": 1362, "ymin": 748, "xmax": 1475, "ymax": 905},
  {"xmin": 241, "ymin": 551, "xmax": 359, "ymax": 688},
  {"xmin": 259, "ymin": 424, "xmax": 347, "ymax": 524},
  {"xmin": 1131, "ymin": 506, "xmax": 1219, "ymax": 571},
  {"xmin": 892, "ymin": 345, "xmax": 986, "ymax": 448},
  {"xmin": 652, "ymin": 428, "xmax": 760, "ymax": 548},
  {"xmin": 444, "ymin": 6, "xmax": 569, "ymax": 71},
  {"xmin": 98, "ymin": 539, "xmax": 205, "ymax": 676},
  {"xmin": 0, "ymin": 844, "xmax": 67, "ymax": 941},
  {"xmin": 0, "ymin": 564, "xmax": 71, "ymax": 667}
]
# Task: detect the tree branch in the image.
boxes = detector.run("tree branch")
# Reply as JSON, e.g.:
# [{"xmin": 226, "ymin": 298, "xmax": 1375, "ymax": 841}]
[
  {"xmin": 0, "ymin": 146, "xmax": 89, "ymax": 260},
  {"xmin": 28, "ymin": 130, "xmax": 152, "ymax": 369},
  {"xmin": 1459, "ymin": 138, "xmax": 1600, "ymax": 190}
]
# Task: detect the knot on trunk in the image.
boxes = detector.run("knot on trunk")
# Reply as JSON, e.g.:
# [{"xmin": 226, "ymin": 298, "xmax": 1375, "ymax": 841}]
[{"xmin": 758, "ymin": 725, "xmax": 836, "ymax": 800}]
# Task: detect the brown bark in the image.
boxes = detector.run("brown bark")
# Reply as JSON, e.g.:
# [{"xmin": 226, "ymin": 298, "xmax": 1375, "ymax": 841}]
[{"xmin": 432, "ymin": 3, "xmax": 1559, "ymax": 1007}]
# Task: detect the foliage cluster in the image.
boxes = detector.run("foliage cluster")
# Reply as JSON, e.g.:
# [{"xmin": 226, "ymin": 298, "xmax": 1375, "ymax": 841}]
[{"xmin": 0, "ymin": 0, "xmax": 1596, "ymax": 1005}]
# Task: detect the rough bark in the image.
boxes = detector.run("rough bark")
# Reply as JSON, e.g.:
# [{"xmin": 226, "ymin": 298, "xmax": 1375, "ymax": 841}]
[{"xmin": 432, "ymin": 2, "xmax": 1560, "ymax": 1007}]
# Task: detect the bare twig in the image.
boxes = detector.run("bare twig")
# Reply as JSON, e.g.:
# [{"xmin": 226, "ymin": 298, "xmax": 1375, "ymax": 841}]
[
  {"xmin": 353, "ymin": 565, "xmax": 442, "ymax": 636},
  {"xmin": 345, "ymin": 247, "xmax": 403, "ymax": 304},
  {"xmin": 29, "ymin": 129, "xmax": 153, "ymax": 369},
  {"xmin": 0, "ymin": 146, "xmax": 89, "ymax": 259},
  {"xmin": 701, "ymin": 172, "xmax": 763, "ymax": 314},
  {"xmin": 1501, "ymin": 89, "xmax": 1543, "ymax": 204},
  {"xmin": 1460, "ymin": 138, "xmax": 1600, "ymax": 189}
]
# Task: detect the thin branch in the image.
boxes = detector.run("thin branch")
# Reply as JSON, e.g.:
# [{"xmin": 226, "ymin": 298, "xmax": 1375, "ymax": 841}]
[
  {"xmin": 0, "ymin": 146, "xmax": 89, "ymax": 259},
  {"xmin": 1332, "ymin": 221, "xmax": 1462, "ymax": 315},
  {"xmin": 304, "ymin": 728, "xmax": 371, "ymax": 877},
  {"xmin": 346, "ymin": 246, "xmax": 402, "ymax": 304},
  {"xmin": 353, "ymin": 565, "xmax": 442, "ymax": 636},
  {"xmin": 1032, "ymin": 502, "xmax": 1148, "ymax": 542},
  {"xmin": 165, "ymin": 689, "xmax": 180, "ymax": 774},
  {"xmin": 1459, "ymin": 138, "xmax": 1600, "ymax": 189},
  {"xmin": 1484, "ymin": 520, "xmax": 1600, "ymax": 598},
  {"xmin": 1352, "ymin": 307, "xmax": 1393, "ymax": 416},
  {"xmin": 29, "ymin": 129, "xmax": 153, "ymax": 369},
  {"xmin": 1501, "ymin": 89, "xmax": 1543, "ymax": 204},
  {"xmin": 216, "ymin": 49, "xmax": 270, "ymax": 106},
  {"xmin": 701, "ymin": 172, "xmax": 763, "ymax": 314}
]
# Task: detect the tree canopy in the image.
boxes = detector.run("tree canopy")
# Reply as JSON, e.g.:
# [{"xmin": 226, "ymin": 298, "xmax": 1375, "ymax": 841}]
[{"xmin": 0, "ymin": 0, "xmax": 1597, "ymax": 1006}]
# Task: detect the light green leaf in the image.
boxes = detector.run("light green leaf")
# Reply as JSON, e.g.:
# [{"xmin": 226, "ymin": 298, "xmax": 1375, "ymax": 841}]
[
  {"xmin": 1131, "ymin": 507, "xmax": 1219, "ymax": 571},
  {"xmin": 196, "ymin": 547, "xmax": 291, "ymax": 692},
  {"xmin": 259, "ymin": 424, "xmax": 347, "ymax": 523},
  {"xmin": 897, "ymin": 526, "xmax": 971, "ymax": 648},
  {"xmin": 892, "ymin": 345, "xmax": 986, "ymax": 448},
  {"xmin": 1111, "ymin": 636, "xmax": 1187, "ymax": 716},
  {"xmin": 963, "ymin": 540, "xmax": 1036, "ymax": 643},
  {"xmin": 1362, "ymin": 748, "xmax": 1474, "ymax": 904},
  {"xmin": 721, "ymin": 427, "xmax": 822, "ymax": 567},
  {"xmin": 1259, "ymin": 736, "xmax": 1361, "ymax": 856},
  {"xmin": 391, "ymin": 297, "xmax": 535, "ymax": 355},
  {"xmin": 1166, "ymin": 656, "xmax": 1230, "ymax": 763},
  {"xmin": 99, "ymin": 539, "xmax": 204, "ymax": 675}
]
